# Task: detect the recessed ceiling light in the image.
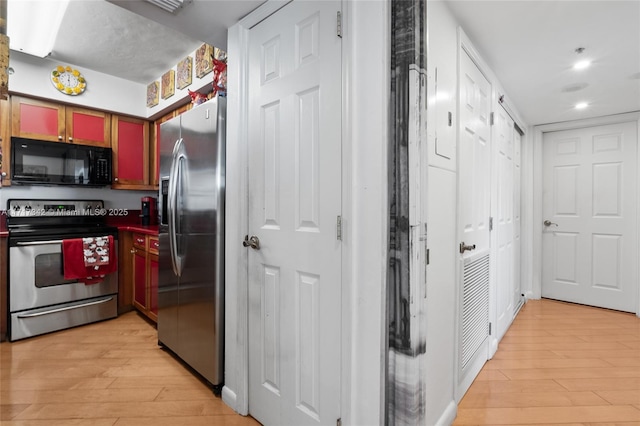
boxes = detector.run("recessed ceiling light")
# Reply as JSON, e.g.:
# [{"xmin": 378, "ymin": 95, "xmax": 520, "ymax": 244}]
[
  {"xmin": 573, "ymin": 60, "xmax": 591, "ymax": 70},
  {"xmin": 575, "ymin": 102, "xmax": 589, "ymax": 110}
]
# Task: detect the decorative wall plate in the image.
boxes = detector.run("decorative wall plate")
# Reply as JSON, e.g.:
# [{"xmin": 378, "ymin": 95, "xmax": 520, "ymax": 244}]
[{"xmin": 51, "ymin": 65, "xmax": 86, "ymax": 95}]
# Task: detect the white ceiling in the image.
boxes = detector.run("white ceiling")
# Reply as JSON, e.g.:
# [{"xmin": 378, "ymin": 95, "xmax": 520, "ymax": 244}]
[
  {"xmin": 444, "ymin": 0, "xmax": 640, "ymax": 126},
  {"xmin": 9, "ymin": 1, "xmax": 640, "ymax": 126},
  {"xmin": 9, "ymin": 0, "xmax": 264, "ymax": 84}
]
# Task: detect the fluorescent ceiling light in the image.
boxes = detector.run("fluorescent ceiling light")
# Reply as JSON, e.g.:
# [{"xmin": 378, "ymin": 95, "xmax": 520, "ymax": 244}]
[
  {"xmin": 7, "ymin": 0, "xmax": 69, "ymax": 58},
  {"xmin": 573, "ymin": 60, "xmax": 591, "ymax": 70},
  {"xmin": 145, "ymin": 0, "xmax": 193, "ymax": 14},
  {"xmin": 575, "ymin": 102, "xmax": 589, "ymax": 109}
]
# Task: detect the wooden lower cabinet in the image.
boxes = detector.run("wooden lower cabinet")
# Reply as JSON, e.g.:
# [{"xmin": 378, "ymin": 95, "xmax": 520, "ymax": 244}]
[
  {"xmin": 131, "ymin": 233, "xmax": 158, "ymax": 322},
  {"xmin": 1, "ymin": 237, "xmax": 7, "ymax": 341}
]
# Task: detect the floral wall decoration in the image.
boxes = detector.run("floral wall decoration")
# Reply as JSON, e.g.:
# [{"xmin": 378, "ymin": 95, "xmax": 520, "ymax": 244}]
[
  {"xmin": 195, "ymin": 43, "xmax": 213, "ymax": 78},
  {"xmin": 146, "ymin": 81, "xmax": 159, "ymax": 107},
  {"xmin": 177, "ymin": 56, "xmax": 192, "ymax": 90},
  {"xmin": 161, "ymin": 69, "xmax": 175, "ymax": 99}
]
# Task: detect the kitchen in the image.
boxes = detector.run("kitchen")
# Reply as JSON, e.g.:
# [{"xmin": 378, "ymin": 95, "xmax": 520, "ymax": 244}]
[
  {"xmin": 0, "ymin": 0, "xmax": 254, "ymax": 423},
  {"xmin": 2, "ymin": 1, "xmax": 640, "ymax": 426}
]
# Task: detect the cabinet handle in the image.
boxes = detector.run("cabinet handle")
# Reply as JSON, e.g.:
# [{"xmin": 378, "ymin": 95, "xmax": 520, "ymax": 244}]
[
  {"xmin": 58, "ymin": 135, "xmax": 63, "ymax": 141},
  {"xmin": 114, "ymin": 177, "xmax": 118, "ymax": 182},
  {"xmin": 130, "ymin": 248, "xmax": 136, "ymax": 254},
  {"xmin": 68, "ymin": 137, "xmax": 73, "ymax": 142}
]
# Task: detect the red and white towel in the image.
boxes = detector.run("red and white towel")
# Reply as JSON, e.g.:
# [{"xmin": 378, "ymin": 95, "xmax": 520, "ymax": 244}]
[{"xmin": 62, "ymin": 236, "xmax": 117, "ymax": 284}]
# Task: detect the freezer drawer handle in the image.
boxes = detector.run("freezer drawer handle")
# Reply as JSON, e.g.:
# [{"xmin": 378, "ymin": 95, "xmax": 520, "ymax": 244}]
[
  {"xmin": 243, "ymin": 235, "xmax": 260, "ymax": 250},
  {"xmin": 16, "ymin": 296, "xmax": 114, "ymax": 318}
]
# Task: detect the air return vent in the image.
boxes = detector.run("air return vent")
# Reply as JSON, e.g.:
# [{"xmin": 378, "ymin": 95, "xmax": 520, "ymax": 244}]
[
  {"xmin": 460, "ymin": 253, "xmax": 490, "ymax": 372},
  {"xmin": 145, "ymin": 0, "xmax": 192, "ymax": 14}
]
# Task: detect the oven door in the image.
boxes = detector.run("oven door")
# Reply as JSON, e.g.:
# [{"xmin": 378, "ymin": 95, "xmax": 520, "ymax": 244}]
[{"xmin": 9, "ymin": 239, "xmax": 118, "ymax": 312}]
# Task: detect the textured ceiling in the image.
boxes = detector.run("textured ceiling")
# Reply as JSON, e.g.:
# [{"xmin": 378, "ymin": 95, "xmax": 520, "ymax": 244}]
[{"xmin": 48, "ymin": 0, "xmax": 264, "ymax": 84}]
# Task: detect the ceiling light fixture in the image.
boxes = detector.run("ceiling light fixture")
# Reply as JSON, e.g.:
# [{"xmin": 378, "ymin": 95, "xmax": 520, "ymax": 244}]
[
  {"xmin": 7, "ymin": 0, "xmax": 70, "ymax": 58},
  {"xmin": 575, "ymin": 102, "xmax": 589, "ymax": 110},
  {"xmin": 145, "ymin": 0, "xmax": 193, "ymax": 14},
  {"xmin": 573, "ymin": 60, "xmax": 591, "ymax": 70}
]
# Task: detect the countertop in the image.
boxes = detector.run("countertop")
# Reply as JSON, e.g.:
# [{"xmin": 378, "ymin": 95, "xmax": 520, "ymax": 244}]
[{"xmin": 106, "ymin": 212, "xmax": 159, "ymax": 236}]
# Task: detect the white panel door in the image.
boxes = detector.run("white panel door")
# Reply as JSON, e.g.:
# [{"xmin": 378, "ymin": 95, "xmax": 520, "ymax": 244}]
[
  {"xmin": 458, "ymin": 52, "xmax": 491, "ymax": 257},
  {"xmin": 456, "ymin": 49, "xmax": 491, "ymax": 399},
  {"xmin": 247, "ymin": 2, "xmax": 342, "ymax": 425},
  {"xmin": 542, "ymin": 122, "xmax": 638, "ymax": 312},
  {"xmin": 494, "ymin": 106, "xmax": 516, "ymax": 341}
]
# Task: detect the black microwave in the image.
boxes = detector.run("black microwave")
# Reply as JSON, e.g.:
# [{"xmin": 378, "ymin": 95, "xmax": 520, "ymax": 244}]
[{"xmin": 11, "ymin": 137, "xmax": 112, "ymax": 186}]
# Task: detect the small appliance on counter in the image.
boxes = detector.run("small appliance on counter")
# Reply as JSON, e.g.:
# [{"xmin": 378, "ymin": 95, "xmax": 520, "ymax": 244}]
[{"xmin": 140, "ymin": 196, "xmax": 157, "ymax": 226}]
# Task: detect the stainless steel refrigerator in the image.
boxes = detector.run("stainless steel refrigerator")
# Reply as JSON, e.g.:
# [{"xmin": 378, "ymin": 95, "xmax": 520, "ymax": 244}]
[{"xmin": 158, "ymin": 97, "xmax": 225, "ymax": 391}]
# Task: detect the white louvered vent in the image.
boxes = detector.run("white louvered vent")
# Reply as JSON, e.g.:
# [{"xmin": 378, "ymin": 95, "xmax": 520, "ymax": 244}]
[
  {"xmin": 460, "ymin": 253, "xmax": 490, "ymax": 371},
  {"xmin": 145, "ymin": 0, "xmax": 192, "ymax": 14}
]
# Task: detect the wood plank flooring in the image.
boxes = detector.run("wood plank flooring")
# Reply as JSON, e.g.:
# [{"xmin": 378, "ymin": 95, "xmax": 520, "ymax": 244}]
[
  {"xmin": 2, "ymin": 299, "xmax": 639, "ymax": 425},
  {"xmin": 454, "ymin": 299, "xmax": 640, "ymax": 425},
  {"xmin": 0, "ymin": 312, "xmax": 261, "ymax": 426}
]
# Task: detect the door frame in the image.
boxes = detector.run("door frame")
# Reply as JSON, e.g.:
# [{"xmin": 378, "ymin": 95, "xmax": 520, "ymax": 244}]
[
  {"xmin": 225, "ymin": 1, "xmax": 390, "ymax": 424},
  {"xmin": 531, "ymin": 111, "xmax": 640, "ymax": 316}
]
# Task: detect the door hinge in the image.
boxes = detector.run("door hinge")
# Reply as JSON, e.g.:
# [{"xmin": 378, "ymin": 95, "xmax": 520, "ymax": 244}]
[
  {"xmin": 489, "ymin": 216, "xmax": 493, "ymax": 231},
  {"xmin": 489, "ymin": 322, "xmax": 492, "ymax": 335},
  {"xmin": 336, "ymin": 11, "xmax": 342, "ymax": 38},
  {"xmin": 336, "ymin": 215, "xmax": 342, "ymax": 241},
  {"xmin": 490, "ymin": 112, "xmax": 494, "ymax": 125},
  {"xmin": 337, "ymin": 418, "xmax": 342, "ymax": 426}
]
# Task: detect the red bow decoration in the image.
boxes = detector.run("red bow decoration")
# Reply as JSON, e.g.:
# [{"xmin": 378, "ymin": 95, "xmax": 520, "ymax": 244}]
[{"xmin": 211, "ymin": 55, "xmax": 227, "ymax": 96}]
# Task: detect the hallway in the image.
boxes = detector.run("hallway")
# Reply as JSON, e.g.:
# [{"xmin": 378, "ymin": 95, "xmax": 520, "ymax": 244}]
[{"xmin": 454, "ymin": 299, "xmax": 640, "ymax": 424}]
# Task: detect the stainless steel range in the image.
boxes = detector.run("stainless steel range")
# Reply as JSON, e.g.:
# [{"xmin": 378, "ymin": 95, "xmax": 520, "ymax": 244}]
[{"xmin": 6, "ymin": 199, "xmax": 119, "ymax": 341}]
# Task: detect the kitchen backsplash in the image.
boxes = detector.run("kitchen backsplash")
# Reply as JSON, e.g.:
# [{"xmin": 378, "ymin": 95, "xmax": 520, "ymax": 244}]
[{"xmin": 0, "ymin": 186, "xmax": 156, "ymax": 210}]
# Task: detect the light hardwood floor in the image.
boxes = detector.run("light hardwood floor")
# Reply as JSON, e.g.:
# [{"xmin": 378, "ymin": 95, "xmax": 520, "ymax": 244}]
[
  {"xmin": 0, "ymin": 312, "xmax": 261, "ymax": 426},
  {"xmin": 2, "ymin": 299, "xmax": 639, "ymax": 425},
  {"xmin": 454, "ymin": 299, "xmax": 640, "ymax": 425}
]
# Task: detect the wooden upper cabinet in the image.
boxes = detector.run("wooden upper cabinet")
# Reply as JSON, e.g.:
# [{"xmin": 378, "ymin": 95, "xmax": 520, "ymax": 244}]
[
  {"xmin": 0, "ymin": 97, "xmax": 11, "ymax": 186},
  {"xmin": 11, "ymin": 96, "xmax": 65, "ymax": 142},
  {"xmin": 152, "ymin": 103, "xmax": 191, "ymax": 188},
  {"xmin": 111, "ymin": 114, "xmax": 150, "ymax": 189},
  {"xmin": 11, "ymin": 96, "xmax": 110, "ymax": 147},
  {"xmin": 65, "ymin": 107, "xmax": 111, "ymax": 147}
]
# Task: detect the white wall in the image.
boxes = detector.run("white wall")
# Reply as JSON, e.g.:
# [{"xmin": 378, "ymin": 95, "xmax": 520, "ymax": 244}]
[
  {"xmin": 8, "ymin": 46, "xmax": 216, "ymax": 120},
  {"xmin": 424, "ymin": 2, "xmax": 460, "ymax": 424}
]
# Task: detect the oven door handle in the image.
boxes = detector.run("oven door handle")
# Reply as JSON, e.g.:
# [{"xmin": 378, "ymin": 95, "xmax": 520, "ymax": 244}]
[
  {"xmin": 15, "ymin": 240, "xmax": 63, "ymax": 246},
  {"xmin": 16, "ymin": 296, "xmax": 114, "ymax": 318}
]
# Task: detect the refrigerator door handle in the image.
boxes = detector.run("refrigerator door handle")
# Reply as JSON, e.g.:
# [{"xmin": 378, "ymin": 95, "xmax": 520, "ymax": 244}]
[{"xmin": 168, "ymin": 138, "xmax": 185, "ymax": 277}]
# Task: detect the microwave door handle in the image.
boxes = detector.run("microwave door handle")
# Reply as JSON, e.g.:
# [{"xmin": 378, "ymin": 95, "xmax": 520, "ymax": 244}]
[{"xmin": 168, "ymin": 138, "xmax": 183, "ymax": 277}]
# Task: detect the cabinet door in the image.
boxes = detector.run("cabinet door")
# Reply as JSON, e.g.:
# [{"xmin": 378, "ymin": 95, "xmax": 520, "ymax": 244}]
[
  {"xmin": 133, "ymin": 249, "xmax": 147, "ymax": 311},
  {"xmin": 112, "ymin": 115, "xmax": 150, "ymax": 189},
  {"xmin": 0, "ymin": 97, "xmax": 10, "ymax": 186},
  {"xmin": 149, "ymin": 253, "xmax": 159, "ymax": 321},
  {"xmin": 66, "ymin": 107, "xmax": 111, "ymax": 147},
  {"xmin": 11, "ymin": 96, "xmax": 65, "ymax": 142}
]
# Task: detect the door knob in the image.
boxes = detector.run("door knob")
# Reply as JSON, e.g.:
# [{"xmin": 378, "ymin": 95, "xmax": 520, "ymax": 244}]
[
  {"xmin": 242, "ymin": 235, "xmax": 260, "ymax": 250},
  {"xmin": 543, "ymin": 220, "xmax": 558, "ymax": 227},
  {"xmin": 459, "ymin": 242, "xmax": 476, "ymax": 254}
]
